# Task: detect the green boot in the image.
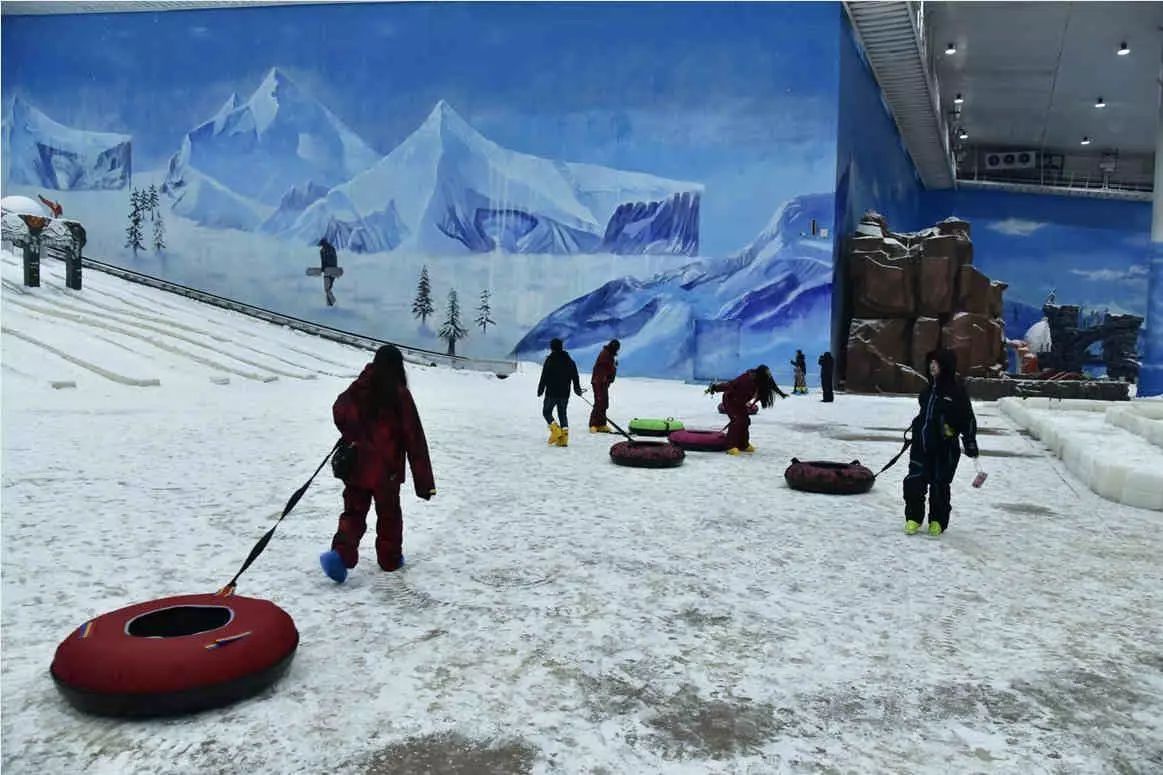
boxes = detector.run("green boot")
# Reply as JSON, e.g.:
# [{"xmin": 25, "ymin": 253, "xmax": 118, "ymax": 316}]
[
  {"xmin": 904, "ymin": 520, "xmax": 920, "ymax": 535},
  {"xmin": 928, "ymin": 521, "xmax": 943, "ymax": 537}
]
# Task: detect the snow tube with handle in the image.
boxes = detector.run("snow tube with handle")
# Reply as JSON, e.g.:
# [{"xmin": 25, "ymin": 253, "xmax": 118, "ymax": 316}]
[
  {"xmin": 784, "ymin": 459, "xmax": 875, "ymax": 495},
  {"xmin": 610, "ymin": 440, "xmax": 685, "ymax": 468},
  {"xmin": 669, "ymin": 428, "xmax": 730, "ymax": 452},
  {"xmin": 50, "ymin": 592, "xmax": 298, "ymax": 718},
  {"xmin": 628, "ymin": 417, "xmax": 684, "ymax": 437},
  {"xmin": 717, "ymin": 402, "xmax": 758, "ymax": 415}
]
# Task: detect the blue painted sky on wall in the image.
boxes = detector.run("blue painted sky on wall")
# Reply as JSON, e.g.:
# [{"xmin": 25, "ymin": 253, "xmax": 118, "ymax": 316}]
[{"xmin": 1, "ymin": 2, "xmax": 840, "ymax": 255}]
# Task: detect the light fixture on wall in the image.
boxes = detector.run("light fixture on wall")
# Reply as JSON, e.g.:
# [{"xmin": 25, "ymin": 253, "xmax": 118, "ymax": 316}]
[
  {"xmin": 1080, "ymin": 136, "xmax": 1092, "ymax": 145},
  {"xmin": 954, "ymin": 93, "xmax": 964, "ymax": 105},
  {"xmin": 1117, "ymin": 42, "xmax": 1130, "ymax": 55},
  {"xmin": 1095, "ymin": 97, "xmax": 1106, "ymax": 108},
  {"xmin": 945, "ymin": 42, "xmax": 957, "ymax": 55}
]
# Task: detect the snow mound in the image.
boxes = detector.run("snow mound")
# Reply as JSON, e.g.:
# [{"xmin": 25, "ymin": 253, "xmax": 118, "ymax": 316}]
[
  {"xmin": 1, "ymin": 195, "xmax": 50, "ymax": 217},
  {"xmin": 5, "ymin": 98, "xmax": 131, "ymax": 190},
  {"xmin": 287, "ymin": 100, "xmax": 702, "ymax": 255},
  {"xmin": 167, "ymin": 166, "xmax": 270, "ymax": 231}
]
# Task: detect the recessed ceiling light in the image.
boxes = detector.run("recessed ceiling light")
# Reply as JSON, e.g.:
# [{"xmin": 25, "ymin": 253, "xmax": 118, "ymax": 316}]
[
  {"xmin": 1080, "ymin": 136, "xmax": 1092, "ymax": 145},
  {"xmin": 1117, "ymin": 42, "xmax": 1130, "ymax": 55},
  {"xmin": 958, "ymin": 129, "xmax": 969, "ymax": 140},
  {"xmin": 945, "ymin": 43, "xmax": 957, "ymax": 55},
  {"xmin": 1095, "ymin": 97, "xmax": 1106, "ymax": 108},
  {"xmin": 954, "ymin": 93, "xmax": 964, "ymax": 105}
]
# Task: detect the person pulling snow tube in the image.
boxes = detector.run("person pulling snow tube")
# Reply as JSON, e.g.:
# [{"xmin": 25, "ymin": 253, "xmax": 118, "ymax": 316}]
[
  {"xmin": 669, "ymin": 428, "xmax": 730, "ymax": 452},
  {"xmin": 718, "ymin": 402, "xmax": 758, "ymax": 416},
  {"xmin": 610, "ymin": 440, "xmax": 685, "ymax": 468},
  {"xmin": 784, "ymin": 458, "xmax": 875, "ymax": 495},
  {"xmin": 50, "ymin": 592, "xmax": 298, "ymax": 718},
  {"xmin": 628, "ymin": 417, "xmax": 684, "ymax": 437}
]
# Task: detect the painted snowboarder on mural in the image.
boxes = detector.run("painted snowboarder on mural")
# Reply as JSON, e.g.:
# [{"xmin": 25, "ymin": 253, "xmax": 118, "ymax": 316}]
[{"xmin": 307, "ymin": 238, "xmax": 343, "ymax": 306}]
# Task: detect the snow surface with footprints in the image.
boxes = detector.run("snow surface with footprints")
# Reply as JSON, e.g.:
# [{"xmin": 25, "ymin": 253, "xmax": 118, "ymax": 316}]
[{"xmin": 2, "ymin": 251, "xmax": 1161, "ymax": 774}]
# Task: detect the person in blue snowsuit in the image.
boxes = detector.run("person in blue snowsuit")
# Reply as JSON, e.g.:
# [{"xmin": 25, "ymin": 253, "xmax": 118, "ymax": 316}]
[{"xmin": 903, "ymin": 348, "xmax": 979, "ymax": 536}]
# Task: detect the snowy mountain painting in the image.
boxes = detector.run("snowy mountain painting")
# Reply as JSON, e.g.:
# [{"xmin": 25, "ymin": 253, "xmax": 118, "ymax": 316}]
[
  {"xmin": 4, "ymin": 98, "xmax": 131, "ymax": 190},
  {"xmin": 1, "ymin": 2, "xmax": 842, "ymax": 378}
]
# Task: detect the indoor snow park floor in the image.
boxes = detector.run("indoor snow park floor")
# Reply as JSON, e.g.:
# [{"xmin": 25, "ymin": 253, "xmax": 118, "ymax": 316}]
[{"xmin": 2, "ymin": 253, "xmax": 1162, "ymax": 775}]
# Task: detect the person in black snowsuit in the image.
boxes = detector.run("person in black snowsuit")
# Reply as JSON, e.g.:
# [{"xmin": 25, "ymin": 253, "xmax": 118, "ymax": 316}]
[
  {"xmin": 903, "ymin": 348, "xmax": 979, "ymax": 536},
  {"xmin": 818, "ymin": 351, "xmax": 835, "ymax": 402},
  {"xmin": 537, "ymin": 338, "xmax": 583, "ymax": 447},
  {"xmin": 790, "ymin": 350, "xmax": 808, "ymax": 394},
  {"xmin": 319, "ymin": 238, "xmax": 339, "ymax": 306}
]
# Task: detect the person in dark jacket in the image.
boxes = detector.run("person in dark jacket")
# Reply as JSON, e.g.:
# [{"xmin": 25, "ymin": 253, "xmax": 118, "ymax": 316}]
[
  {"xmin": 706, "ymin": 364, "xmax": 786, "ymax": 454},
  {"xmin": 791, "ymin": 350, "xmax": 808, "ymax": 394},
  {"xmin": 327, "ymin": 345, "xmax": 435, "ymax": 573},
  {"xmin": 538, "ymin": 338, "xmax": 583, "ymax": 447},
  {"xmin": 818, "ymin": 351, "xmax": 835, "ymax": 402},
  {"xmin": 319, "ymin": 238, "xmax": 339, "ymax": 306},
  {"xmin": 588, "ymin": 339, "xmax": 619, "ymax": 433},
  {"xmin": 903, "ymin": 348, "xmax": 979, "ymax": 536}
]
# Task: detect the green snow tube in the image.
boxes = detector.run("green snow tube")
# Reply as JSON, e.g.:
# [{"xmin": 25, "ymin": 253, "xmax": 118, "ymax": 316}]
[{"xmin": 628, "ymin": 417, "xmax": 685, "ymax": 437}]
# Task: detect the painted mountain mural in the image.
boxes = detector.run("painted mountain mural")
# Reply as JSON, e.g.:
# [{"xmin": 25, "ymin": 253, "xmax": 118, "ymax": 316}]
[
  {"xmin": 513, "ymin": 193, "xmax": 834, "ymax": 378},
  {"xmin": 286, "ymin": 101, "xmax": 703, "ymax": 256},
  {"xmin": 162, "ymin": 68, "xmax": 380, "ymax": 229},
  {"xmin": 4, "ymin": 97, "xmax": 131, "ymax": 190}
]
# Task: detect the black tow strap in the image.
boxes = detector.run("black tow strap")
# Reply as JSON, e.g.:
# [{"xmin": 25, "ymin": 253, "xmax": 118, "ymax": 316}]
[
  {"xmin": 218, "ymin": 438, "xmax": 341, "ymax": 595},
  {"xmin": 872, "ymin": 429, "xmax": 912, "ymax": 479},
  {"xmin": 577, "ymin": 393, "xmax": 635, "ymax": 443}
]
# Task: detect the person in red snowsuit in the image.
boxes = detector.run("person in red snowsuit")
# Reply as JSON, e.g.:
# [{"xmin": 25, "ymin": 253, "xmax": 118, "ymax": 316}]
[
  {"xmin": 706, "ymin": 365, "xmax": 786, "ymax": 454},
  {"xmin": 588, "ymin": 339, "xmax": 620, "ymax": 432},
  {"xmin": 331, "ymin": 345, "xmax": 435, "ymax": 571}
]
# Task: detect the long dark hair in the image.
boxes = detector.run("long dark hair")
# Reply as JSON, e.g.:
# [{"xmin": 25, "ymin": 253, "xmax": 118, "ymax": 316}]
[
  {"xmin": 754, "ymin": 364, "xmax": 779, "ymax": 408},
  {"xmin": 364, "ymin": 344, "xmax": 408, "ymax": 421}
]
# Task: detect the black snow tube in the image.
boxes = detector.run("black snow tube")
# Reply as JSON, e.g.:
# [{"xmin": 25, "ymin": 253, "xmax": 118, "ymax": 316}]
[
  {"xmin": 50, "ymin": 592, "xmax": 299, "ymax": 718},
  {"xmin": 610, "ymin": 440, "xmax": 685, "ymax": 469},
  {"xmin": 784, "ymin": 458, "xmax": 875, "ymax": 495}
]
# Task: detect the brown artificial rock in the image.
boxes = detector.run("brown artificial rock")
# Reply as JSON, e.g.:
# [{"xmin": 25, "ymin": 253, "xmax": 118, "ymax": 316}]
[
  {"xmin": 850, "ymin": 252, "xmax": 916, "ymax": 318},
  {"xmin": 988, "ymin": 281, "xmax": 1008, "ymax": 318},
  {"xmin": 911, "ymin": 317, "xmax": 941, "ymax": 371},
  {"xmin": 846, "ymin": 318, "xmax": 911, "ymax": 392},
  {"xmin": 918, "ymin": 255, "xmax": 955, "ymax": 315},
  {"xmin": 957, "ymin": 264, "xmax": 992, "ymax": 315},
  {"xmin": 942, "ymin": 313, "xmax": 996, "ymax": 377}
]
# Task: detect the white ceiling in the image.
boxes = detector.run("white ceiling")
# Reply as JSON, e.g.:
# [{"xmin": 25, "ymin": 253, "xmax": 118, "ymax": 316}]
[{"xmin": 928, "ymin": 1, "xmax": 1162, "ymax": 156}]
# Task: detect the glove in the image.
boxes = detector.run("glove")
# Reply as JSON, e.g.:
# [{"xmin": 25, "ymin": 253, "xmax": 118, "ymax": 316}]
[
  {"xmin": 419, "ymin": 488, "xmax": 436, "ymax": 501},
  {"xmin": 705, "ymin": 385, "xmax": 716, "ymax": 395},
  {"xmin": 963, "ymin": 438, "xmax": 979, "ymax": 458},
  {"xmin": 537, "ymin": 389, "xmax": 544, "ymax": 398},
  {"xmin": 575, "ymin": 387, "xmax": 585, "ymax": 397}
]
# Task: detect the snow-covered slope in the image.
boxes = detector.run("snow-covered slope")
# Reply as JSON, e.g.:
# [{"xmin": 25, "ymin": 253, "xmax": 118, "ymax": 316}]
[
  {"xmin": 3, "ymin": 264, "xmax": 1160, "ymax": 772},
  {"xmin": 512, "ymin": 193, "xmax": 835, "ymax": 377},
  {"xmin": 4, "ymin": 98, "xmax": 131, "ymax": 190},
  {"xmin": 287, "ymin": 101, "xmax": 702, "ymax": 255},
  {"xmin": 162, "ymin": 68, "xmax": 380, "ymax": 224}
]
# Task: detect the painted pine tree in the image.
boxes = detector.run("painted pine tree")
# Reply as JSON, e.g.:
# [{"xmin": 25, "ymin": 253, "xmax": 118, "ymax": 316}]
[
  {"xmin": 475, "ymin": 289, "xmax": 495, "ymax": 334},
  {"xmin": 412, "ymin": 265, "xmax": 435, "ymax": 327},
  {"xmin": 124, "ymin": 188, "xmax": 145, "ymax": 257},
  {"xmin": 439, "ymin": 289, "xmax": 468, "ymax": 356},
  {"xmin": 152, "ymin": 206, "xmax": 166, "ymax": 253},
  {"xmin": 146, "ymin": 185, "xmax": 160, "ymax": 220}
]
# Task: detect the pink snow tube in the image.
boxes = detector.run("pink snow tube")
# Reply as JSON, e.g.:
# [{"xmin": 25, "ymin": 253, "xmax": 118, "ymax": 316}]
[
  {"xmin": 669, "ymin": 428, "xmax": 730, "ymax": 452},
  {"xmin": 717, "ymin": 402, "xmax": 758, "ymax": 416}
]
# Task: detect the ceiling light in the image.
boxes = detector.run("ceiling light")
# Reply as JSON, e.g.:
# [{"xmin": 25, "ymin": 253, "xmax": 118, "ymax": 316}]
[
  {"xmin": 945, "ymin": 43, "xmax": 957, "ymax": 55},
  {"xmin": 958, "ymin": 129, "xmax": 969, "ymax": 140},
  {"xmin": 1117, "ymin": 42, "xmax": 1130, "ymax": 56},
  {"xmin": 1095, "ymin": 97, "xmax": 1106, "ymax": 108},
  {"xmin": 1080, "ymin": 136, "xmax": 1092, "ymax": 145},
  {"xmin": 954, "ymin": 93, "xmax": 964, "ymax": 105}
]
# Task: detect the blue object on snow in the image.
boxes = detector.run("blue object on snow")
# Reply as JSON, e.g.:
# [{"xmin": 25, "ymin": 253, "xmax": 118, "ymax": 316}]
[{"xmin": 319, "ymin": 550, "xmax": 347, "ymax": 583}]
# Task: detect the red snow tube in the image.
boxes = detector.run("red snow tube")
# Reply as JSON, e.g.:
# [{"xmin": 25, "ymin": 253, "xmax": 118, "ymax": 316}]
[
  {"xmin": 50, "ymin": 592, "xmax": 298, "ymax": 718},
  {"xmin": 784, "ymin": 458, "xmax": 875, "ymax": 495},
  {"xmin": 718, "ymin": 402, "xmax": 758, "ymax": 415},
  {"xmin": 669, "ymin": 428, "xmax": 730, "ymax": 452},
  {"xmin": 610, "ymin": 440, "xmax": 685, "ymax": 469}
]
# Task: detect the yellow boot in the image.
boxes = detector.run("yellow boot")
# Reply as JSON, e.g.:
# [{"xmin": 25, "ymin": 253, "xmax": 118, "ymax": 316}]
[
  {"xmin": 726, "ymin": 447, "xmax": 741, "ymax": 456},
  {"xmin": 556, "ymin": 427, "xmax": 570, "ymax": 447},
  {"xmin": 590, "ymin": 425, "xmax": 611, "ymax": 434},
  {"xmin": 744, "ymin": 443, "xmax": 756, "ymax": 453},
  {"xmin": 547, "ymin": 422, "xmax": 562, "ymax": 446}
]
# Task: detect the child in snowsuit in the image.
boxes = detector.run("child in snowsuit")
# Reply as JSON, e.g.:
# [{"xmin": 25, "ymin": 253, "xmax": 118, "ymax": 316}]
[
  {"xmin": 818, "ymin": 351, "xmax": 835, "ymax": 402},
  {"xmin": 706, "ymin": 365, "xmax": 786, "ymax": 455},
  {"xmin": 330, "ymin": 345, "xmax": 435, "ymax": 571},
  {"xmin": 538, "ymin": 338, "xmax": 583, "ymax": 446},
  {"xmin": 588, "ymin": 339, "xmax": 620, "ymax": 433},
  {"xmin": 791, "ymin": 350, "xmax": 809, "ymax": 394},
  {"xmin": 904, "ymin": 348, "xmax": 979, "ymax": 536}
]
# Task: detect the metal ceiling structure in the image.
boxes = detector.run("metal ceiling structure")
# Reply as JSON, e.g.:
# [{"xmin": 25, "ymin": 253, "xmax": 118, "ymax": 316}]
[{"xmin": 0, "ymin": 0, "xmax": 303, "ymax": 14}]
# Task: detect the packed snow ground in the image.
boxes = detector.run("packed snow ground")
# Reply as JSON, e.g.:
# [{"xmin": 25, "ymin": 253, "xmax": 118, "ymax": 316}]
[{"xmin": 2, "ymin": 255, "xmax": 1162, "ymax": 774}]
